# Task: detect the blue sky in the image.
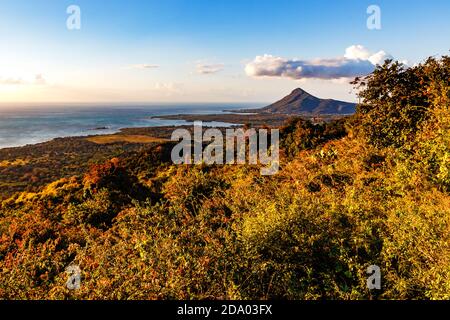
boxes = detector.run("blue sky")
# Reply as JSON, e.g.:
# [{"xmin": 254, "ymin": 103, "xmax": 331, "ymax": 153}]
[{"xmin": 0, "ymin": 0, "xmax": 449, "ymax": 103}]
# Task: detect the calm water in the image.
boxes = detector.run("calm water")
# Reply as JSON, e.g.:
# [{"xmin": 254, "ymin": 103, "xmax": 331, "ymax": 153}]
[{"xmin": 0, "ymin": 103, "xmax": 264, "ymax": 149}]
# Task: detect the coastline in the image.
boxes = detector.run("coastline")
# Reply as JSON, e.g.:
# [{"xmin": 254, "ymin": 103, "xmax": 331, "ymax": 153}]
[
  {"xmin": 0, "ymin": 103, "xmax": 266, "ymax": 150},
  {"xmin": 0, "ymin": 110, "xmax": 348, "ymax": 152},
  {"xmin": 0, "ymin": 110, "xmax": 284, "ymax": 199}
]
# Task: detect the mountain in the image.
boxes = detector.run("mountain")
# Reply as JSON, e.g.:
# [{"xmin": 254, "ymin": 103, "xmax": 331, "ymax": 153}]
[{"xmin": 255, "ymin": 88, "xmax": 356, "ymax": 115}]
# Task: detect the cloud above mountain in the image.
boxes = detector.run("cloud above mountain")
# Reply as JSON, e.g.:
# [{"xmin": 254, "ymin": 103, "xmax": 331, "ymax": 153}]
[{"xmin": 245, "ymin": 45, "xmax": 393, "ymax": 80}]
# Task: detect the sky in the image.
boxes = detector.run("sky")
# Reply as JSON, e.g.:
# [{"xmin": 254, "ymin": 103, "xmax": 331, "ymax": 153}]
[{"xmin": 0, "ymin": 0, "xmax": 449, "ymax": 104}]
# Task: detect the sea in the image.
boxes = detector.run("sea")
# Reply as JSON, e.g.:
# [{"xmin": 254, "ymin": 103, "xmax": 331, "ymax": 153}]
[{"xmin": 0, "ymin": 103, "xmax": 264, "ymax": 149}]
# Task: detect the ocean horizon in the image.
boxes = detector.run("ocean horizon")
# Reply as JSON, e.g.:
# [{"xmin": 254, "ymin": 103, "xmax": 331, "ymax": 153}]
[{"xmin": 0, "ymin": 103, "xmax": 265, "ymax": 149}]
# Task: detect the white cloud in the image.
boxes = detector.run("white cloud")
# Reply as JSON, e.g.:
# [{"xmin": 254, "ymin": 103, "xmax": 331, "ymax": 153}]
[
  {"xmin": 344, "ymin": 45, "xmax": 372, "ymax": 60},
  {"xmin": 245, "ymin": 45, "xmax": 394, "ymax": 80},
  {"xmin": 34, "ymin": 74, "xmax": 46, "ymax": 85},
  {"xmin": 127, "ymin": 64, "xmax": 159, "ymax": 70},
  {"xmin": 368, "ymin": 50, "xmax": 393, "ymax": 65},
  {"xmin": 153, "ymin": 82, "xmax": 183, "ymax": 95},
  {"xmin": 345, "ymin": 45, "xmax": 393, "ymax": 65},
  {"xmin": 0, "ymin": 74, "xmax": 47, "ymax": 86},
  {"xmin": 196, "ymin": 63, "xmax": 224, "ymax": 75},
  {"xmin": 0, "ymin": 78, "xmax": 25, "ymax": 85}
]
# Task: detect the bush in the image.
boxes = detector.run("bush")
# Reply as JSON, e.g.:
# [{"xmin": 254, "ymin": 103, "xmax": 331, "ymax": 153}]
[{"xmin": 352, "ymin": 56, "xmax": 450, "ymax": 148}]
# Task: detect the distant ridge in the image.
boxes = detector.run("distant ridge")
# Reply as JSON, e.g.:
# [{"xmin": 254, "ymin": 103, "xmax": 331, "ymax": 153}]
[{"xmin": 248, "ymin": 88, "xmax": 356, "ymax": 115}]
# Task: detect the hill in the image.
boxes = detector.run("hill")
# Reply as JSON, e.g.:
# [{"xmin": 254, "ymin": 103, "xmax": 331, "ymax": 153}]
[
  {"xmin": 253, "ymin": 88, "xmax": 356, "ymax": 115},
  {"xmin": 0, "ymin": 56, "xmax": 449, "ymax": 300}
]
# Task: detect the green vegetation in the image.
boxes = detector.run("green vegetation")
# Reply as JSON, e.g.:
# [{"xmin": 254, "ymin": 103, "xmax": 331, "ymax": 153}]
[
  {"xmin": 0, "ymin": 56, "xmax": 449, "ymax": 300},
  {"xmin": 0, "ymin": 136, "xmax": 163, "ymax": 200}
]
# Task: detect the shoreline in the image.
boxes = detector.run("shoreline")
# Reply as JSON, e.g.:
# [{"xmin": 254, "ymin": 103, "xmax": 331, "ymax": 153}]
[
  {"xmin": 0, "ymin": 119, "xmax": 238, "ymax": 151},
  {"xmin": 0, "ymin": 103, "xmax": 266, "ymax": 151},
  {"xmin": 0, "ymin": 110, "xmax": 348, "ymax": 200},
  {"xmin": 0, "ymin": 111, "xmax": 347, "ymax": 151}
]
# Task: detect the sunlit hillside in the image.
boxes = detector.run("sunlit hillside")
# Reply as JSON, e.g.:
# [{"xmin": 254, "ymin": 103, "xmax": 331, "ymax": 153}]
[{"xmin": 0, "ymin": 57, "xmax": 449, "ymax": 299}]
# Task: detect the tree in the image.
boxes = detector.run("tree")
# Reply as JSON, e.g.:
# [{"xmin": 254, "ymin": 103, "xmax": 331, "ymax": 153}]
[{"xmin": 352, "ymin": 56, "xmax": 450, "ymax": 148}]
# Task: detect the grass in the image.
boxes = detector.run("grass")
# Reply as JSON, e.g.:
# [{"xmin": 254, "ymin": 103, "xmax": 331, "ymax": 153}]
[{"xmin": 86, "ymin": 134, "xmax": 167, "ymax": 145}]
